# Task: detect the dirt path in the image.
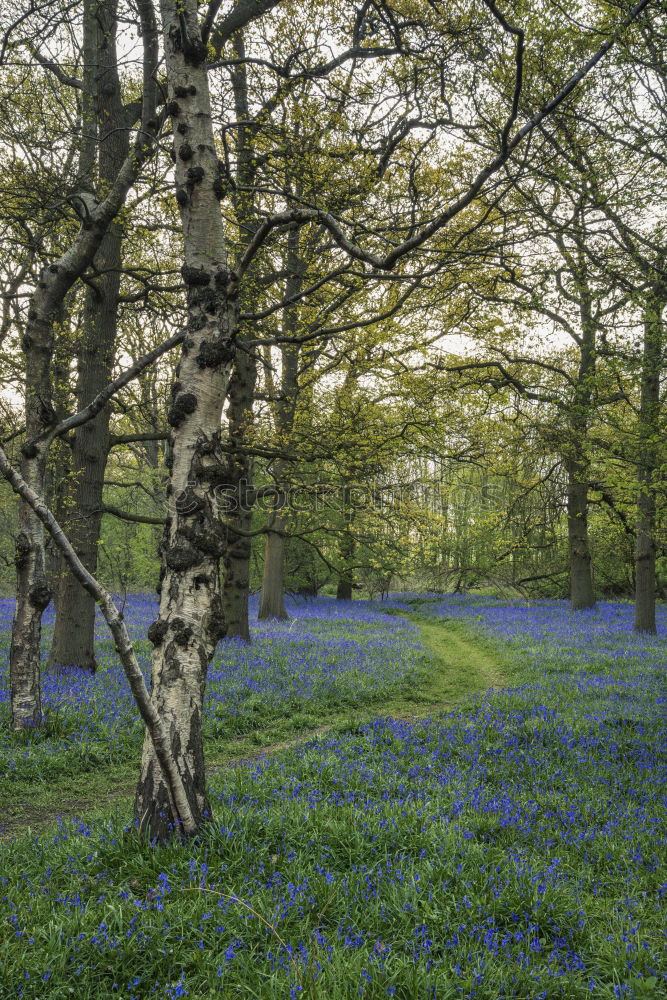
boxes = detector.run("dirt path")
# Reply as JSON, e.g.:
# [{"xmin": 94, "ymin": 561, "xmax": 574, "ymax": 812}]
[{"xmin": 1, "ymin": 728, "xmax": 338, "ymax": 839}]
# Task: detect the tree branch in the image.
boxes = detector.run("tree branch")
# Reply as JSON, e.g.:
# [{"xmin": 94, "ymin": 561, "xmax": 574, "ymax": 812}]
[
  {"xmin": 234, "ymin": 0, "xmax": 653, "ymax": 278},
  {"xmin": 480, "ymin": 0, "xmax": 524, "ymax": 154},
  {"xmin": 109, "ymin": 431, "xmax": 169, "ymax": 447},
  {"xmin": 102, "ymin": 504, "xmax": 165, "ymax": 525},
  {"xmin": 27, "ymin": 47, "xmax": 83, "ymax": 89},
  {"xmin": 0, "ymin": 443, "xmax": 197, "ymax": 837},
  {"xmin": 41, "ymin": 331, "xmax": 185, "ymax": 447}
]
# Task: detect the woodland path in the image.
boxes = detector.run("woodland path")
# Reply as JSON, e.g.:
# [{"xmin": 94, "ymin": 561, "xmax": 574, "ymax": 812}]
[{"xmin": 2, "ymin": 608, "xmax": 507, "ymax": 837}]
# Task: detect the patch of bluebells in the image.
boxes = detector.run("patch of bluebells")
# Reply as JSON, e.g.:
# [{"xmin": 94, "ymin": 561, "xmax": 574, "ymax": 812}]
[
  {"xmin": 1, "ymin": 596, "xmax": 665, "ymax": 999},
  {"xmin": 399, "ymin": 594, "xmax": 667, "ymax": 731},
  {"xmin": 0, "ymin": 594, "xmax": 426, "ymax": 782}
]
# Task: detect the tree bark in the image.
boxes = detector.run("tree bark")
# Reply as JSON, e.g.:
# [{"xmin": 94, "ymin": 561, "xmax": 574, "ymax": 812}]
[
  {"xmin": 0, "ymin": 441, "xmax": 197, "ymax": 836},
  {"xmin": 11, "ymin": 438, "xmax": 52, "ymax": 728},
  {"xmin": 221, "ymin": 347, "xmax": 256, "ymax": 641},
  {"xmin": 8, "ymin": 0, "xmax": 159, "ymax": 727},
  {"xmin": 9, "ymin": 0, "xmax": 98, "ymax": 724},
  {"xmin": 50, "ymin": 0, "xmax": 129, "ymax": 672},
  {"xmin": 634, "ymin": 288, "xmax": 663, "ymax": 634},
  {"xmin": 258, "ymin": 512, "xmax": 289, "ymax": 619},
  {"xmin": 336, "ymin": 485, "xmax": 355, "ymax": 600},
  {"xmin": 566, "ymin": 459, "xmax": 595, "ymax": 610},
  {"xmin": 222, "ymin": 528, "xmax": 251, "ymax": 639},
  {"xmin": 566, "ymin": 252, "xmax": 596, "ymax": 610},
  {"xmin": 257, "ymin": 225, "xmax": 304, "ymax": 620},
  {"xmin": 220, "ymin": 35, "xmax": 259, "ymax": 642},
  {"xmin": 134, "ymin": 0, "xmax": 237, "ymax": 840}
]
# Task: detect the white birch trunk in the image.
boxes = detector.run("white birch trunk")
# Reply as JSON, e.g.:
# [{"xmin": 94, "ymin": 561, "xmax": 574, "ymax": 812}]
[{"xmin": 134, "ymin": 0, "xmax": 238, "ymax": 840}]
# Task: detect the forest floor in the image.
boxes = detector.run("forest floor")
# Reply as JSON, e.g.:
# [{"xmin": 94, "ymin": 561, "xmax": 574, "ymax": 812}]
[
  {"xmin": 1, "ymin": 610, "xmax": 507, "ymax": 837},
  {"xmin": 2, "ymin": 595, "xmax": 665, "ymax": 999}
]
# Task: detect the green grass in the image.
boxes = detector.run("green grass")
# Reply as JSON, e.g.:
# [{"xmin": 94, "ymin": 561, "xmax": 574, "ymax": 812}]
[
  {"xmin": 2, "ymin": 599, "xmax": 664, "ymax": 1000},
  {"xmin": 412, "ymin": 617, "xmax": 508, "ymax": 701},
  {"xmin": 1, "ymin": 614, "xmax": 505, "ymax": 837}
]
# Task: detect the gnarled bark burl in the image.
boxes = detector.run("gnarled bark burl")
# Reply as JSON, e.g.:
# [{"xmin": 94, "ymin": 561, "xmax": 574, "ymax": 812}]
[{"xmin": 134, "ymin": 0, "xmax": 238, "ymax": 840}]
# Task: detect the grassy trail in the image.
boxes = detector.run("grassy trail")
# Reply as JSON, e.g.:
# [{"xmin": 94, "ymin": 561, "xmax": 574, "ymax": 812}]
[
  {"xmin": 2, "ymin": 611, "xmax": 506, "ymax": 837},
  {"xmin": 405, "ymin": 615, "xmax": 506, "ymax": 709}
]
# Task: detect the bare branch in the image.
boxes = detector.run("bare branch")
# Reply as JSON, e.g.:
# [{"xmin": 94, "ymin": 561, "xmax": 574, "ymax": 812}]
[
  {"xmin": 27, "ymin": 46, "xmax": 83, "ymax": 89},
  {"xmin": 235, "ymin": 0, "xmax": 654, "ymax": 278},
  {"xmin": 102, "ymin": 504, "xmax": 165, "ymax": 526},
  {"xmin": 480, "ymin": 0, "xmax": 524, "ymax": 154},
  {"xmin": 109, "ymin": 431, "xmax": 169, "ymax": 447},
  {"xmin": 41, "ymin": 330, "xmax": 185, "ymax": 447}
]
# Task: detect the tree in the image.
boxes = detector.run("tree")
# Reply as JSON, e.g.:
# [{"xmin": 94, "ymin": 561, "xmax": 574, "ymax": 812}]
[
  {"xmin": 49, "ymin": 0, "xmax": 134, "ymax": 672},
  {"xmin": 2, "ymin": 0, "xmax": 160, "ymax": 727},
  {"xmin": 0, "ymin": 0, "xmax": 652, "ymax": 831},
  {"xmin": 634, "ymin": 284, "xmax": 665, "ymax": 632}
]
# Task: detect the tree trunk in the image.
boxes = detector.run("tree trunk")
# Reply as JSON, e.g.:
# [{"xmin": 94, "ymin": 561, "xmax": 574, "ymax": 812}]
[
  {"xmin": 223, "ymin": 540, "xmax": 251, "ymax": 640},
  {"xmin": 134, "ymin": 0, "xmax": 236, "ymax": 840},
  {"xmin": 11, "ymin": 455, "xmax": 51, "ymax": 729},
  {"xmin": 257, "ymin": 225, "xmax": 304, "ymax": 619},
  {"xmin": 0, "ymin": 440, "xmax": 198, "ymax": 836},
  {"xmin": 258, "ymin": 512, "xmax": 289, "ymax": 619},
  {"xmin": 11, "ymin": 256, "xmax": 71, "ymax": 727},
  {"xmin": 50, "ymin": 0, "xmax": 128, "ymax": 672},
  {"xmin": 221, "ymin": 350, "xmax": 256, "ymax": 641},
  {"xmin": 8, "ymin": 0, "xmax": 159, "ymax": 727},
  {"xmin": 220, "ymin": 33, "xmax": 259, "ymax": 643},
  {"xmin": 336, "ymin": 485, "xmax": 355, "ymax": 600},
  {"xmin": 8, "ymin": 0, "xmax": 99, "ymax": 724},
  {"xmin": 567, "ymin": 260, "xmax": 596, "ymax": 611},
  {"xmin": 635, "ymin": 487, "xmax": 656, "ymax": 634},
  {"xmin": 634, "ymin": 288, "xmax": 663, "ymax": 635},
  {"xmin": 567, "ymin": 460, "xmax": 595, "ymax": 610},
  {"xmin": 12, "ymin": 306, "xmax": 76, "ymax": 726},
  {"xmin": 221, "ymin": 465, "xmax": 254, "ymax": 640}
]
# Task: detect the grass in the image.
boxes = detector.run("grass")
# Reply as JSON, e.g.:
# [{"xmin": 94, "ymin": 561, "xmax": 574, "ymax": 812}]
[
  {"xmin": 1, "ymin": 595, "xmax": 665, "ymax": 1000},
  {"xmin": 0, "ymin": 605, "xmax": 499, "ymax": 836},
  {"xmin": 411, "ymin": 617, "xmax": 508, "ymax": 702}
]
